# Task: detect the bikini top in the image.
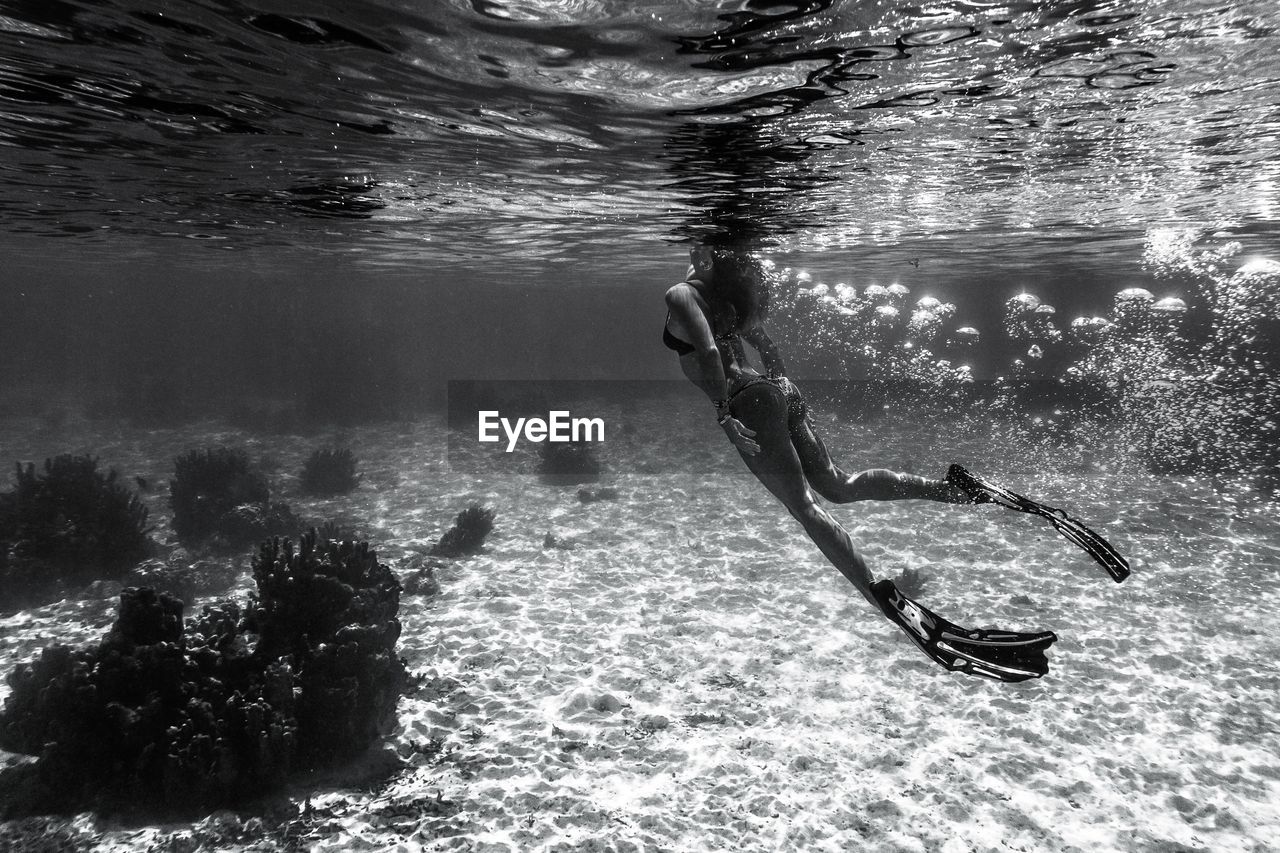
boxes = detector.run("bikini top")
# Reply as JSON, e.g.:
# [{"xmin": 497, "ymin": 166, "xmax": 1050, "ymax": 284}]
[
  {"xmin": 663, "ymin": 277, "xmax": 742, "ymax": 356},
  {"xmin": 662, "ymin": 308, "xmax": 739, "ymax": 357},
  {"xmin": 662, "ymin": 317, "xmax": 697, "ymax": 356}
]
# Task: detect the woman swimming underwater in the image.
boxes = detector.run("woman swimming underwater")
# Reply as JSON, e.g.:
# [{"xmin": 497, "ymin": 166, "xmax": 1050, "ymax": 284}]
[{"xmin": 663, "ymin": 244, "xmax": 1130, "ymax": 683}]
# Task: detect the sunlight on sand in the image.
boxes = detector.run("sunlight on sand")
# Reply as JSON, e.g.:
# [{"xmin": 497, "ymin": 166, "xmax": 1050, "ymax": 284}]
[{"xmin": 1, "ymin": 406, "xmax": 1278, "ymax": 851}]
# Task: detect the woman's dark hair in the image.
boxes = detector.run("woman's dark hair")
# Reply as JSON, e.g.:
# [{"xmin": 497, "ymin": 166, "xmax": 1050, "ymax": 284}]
[{"xmin": 707, "ymin": 249, "xmax": 773, "ymax": 332}]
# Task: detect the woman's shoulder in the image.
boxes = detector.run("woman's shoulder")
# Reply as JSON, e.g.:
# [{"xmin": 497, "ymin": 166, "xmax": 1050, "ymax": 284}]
[{"xmin": 665, "ymin": 278, "xmax": 709, "ymax": 304}]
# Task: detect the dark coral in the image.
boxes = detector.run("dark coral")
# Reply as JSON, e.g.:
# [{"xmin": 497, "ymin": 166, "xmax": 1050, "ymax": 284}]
[
  {"xmin": 430, "ymin": 503, "xmax": 496, "ymax": 558},
  {"xmin": 247, "ymin": 532, "xmax": 406, "ymax": 765},
  {"xmin": 399, "ymin": 552, "xmax": 445, "ymax": 597},
  {"xmin": 169, "ymin": 448, "xmax": 297, "ymax": 548},
  {"xmin": 299, "ymin": 448, "xmax": 360, "ymax": 496},
  {"xmin": 400, "ymin": 563, "xmax": 442, "ymax": 597},
  {"xmin": 577, "ymin": 485, "xmax": 619, "ymax": 503},
  {"xmin": 0, "ymin": 531, "xmax": 408, "ymax": 817},
  {"xmin": 125, "ymin": 553, "xmax": 243, "ymax": 604},
  {"xmin": 170, "ymin": 447, "xmax": 268, "ymax": 540},
  {"xmin": 890, "ymin": 566, "xmax": 931, "ymax": 600},
  {"xmin": 537, "ymin": 438, "xmax": 602, "ymax": 485},
  {"xmin": 0, "ymin": 455, "xmax": 152, "ymax": 609},
  {"xmin": 0, "ymin": 588, "xmax": 291, "ymax": 815},
  {"xmin": 216, "ymin": 501, "xmax": 302, "ymax": 549},
  {"xmin": 314, "ymin": 518, "xmax": 362, "ymax": 544}
]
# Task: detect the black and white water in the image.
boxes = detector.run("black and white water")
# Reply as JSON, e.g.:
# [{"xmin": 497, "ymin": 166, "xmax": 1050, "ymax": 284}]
[{"xmin": 1, "ymin": 1, "xmax": 1278, "ymax": 851}]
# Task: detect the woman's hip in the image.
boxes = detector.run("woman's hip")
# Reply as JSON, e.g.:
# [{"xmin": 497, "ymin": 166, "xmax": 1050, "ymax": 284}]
[{"xmin": 728, "ymin": 375, "xmax": 807, "ymax": 427}]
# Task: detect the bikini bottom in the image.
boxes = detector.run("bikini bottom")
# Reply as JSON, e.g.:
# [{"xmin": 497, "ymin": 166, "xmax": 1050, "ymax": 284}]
[{"xmin": 727, "ymin": 374, "xmax": 808, "ymax": 429}]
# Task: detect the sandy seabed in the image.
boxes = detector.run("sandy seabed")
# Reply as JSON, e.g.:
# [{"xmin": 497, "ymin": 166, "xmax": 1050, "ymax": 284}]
[{"xmin": 1, "ymin": 400, "xmax": 1278, "ymax": 853}]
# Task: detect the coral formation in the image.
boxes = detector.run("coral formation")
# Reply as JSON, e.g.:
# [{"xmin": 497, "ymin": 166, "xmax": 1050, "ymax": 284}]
[
  {"xmin": 577, "ymin": 485, "xmax": 619, "ymax": 503},
  {"xmin": 169, "ymin": 447, "xmax": 299, "ymax": 548},
  {"xmin": 247, "ymin": 533, "xmax": 407, "ymax": 765},
  {"xmin": 217, "ymin": 501, "xmax": 302, "ymax": 548},
  {"xmin": 125, "ymin": 551, "xmax": 242, "ymax": 604},
  {"xmin": 0, "ymin": 588, "xmax": 292, "ymax": 815},
  {"xmin": 430, "ymin": 503, "xmax": 496, "ymax": 558},
  {"xmin": 537, "ymin": 438, "xmax": 602, "ymax": 485},
  {"xmin": 542, "ymin": 531, "xmax": 575, "ymax": 550},
  {"xmin": 314, "ymin": 518, "xmax": 362, "ymax": 544},
  {"xmin": 300, "ymin": 447, "xmax": 360, "ymax": 496},
  {"xmin": 0, "ymin": 530, "xmax": 408, "ymax": 816},
  {"xmin": 0, "ymin": 455, "xmax": 152, "ymax": 609},
  {"xmin": 890, "ymin": 566, "xmax": 931, "ymax": 600},
  {"xmin": 399, "ymin": 556, "xmax": 443, "ymax": 597}
]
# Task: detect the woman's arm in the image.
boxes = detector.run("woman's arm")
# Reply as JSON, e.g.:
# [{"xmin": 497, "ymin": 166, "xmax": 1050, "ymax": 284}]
[
  {"xmin": 665, "ymin": 284, "xmax": 760, "ymax": 454},
  {"xmin": 741, "ymin": 325, "xmax": 787, "ymax": 377},
  {"xmin": 665, "ymin": 284, "xmax": 727, "ymax": 397}
]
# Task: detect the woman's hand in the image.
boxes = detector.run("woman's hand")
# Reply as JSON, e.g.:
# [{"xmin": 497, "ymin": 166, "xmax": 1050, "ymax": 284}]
[{"xmin": 721, "ymin": 416, "xmax": 760, "ymax": 455}]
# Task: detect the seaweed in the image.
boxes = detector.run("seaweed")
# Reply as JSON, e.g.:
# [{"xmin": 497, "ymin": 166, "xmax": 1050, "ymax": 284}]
[
  {"xmin": 430, "ymin": 503, "xmax": 495, "ymax": 558},
  {"xmin": 0, "ymin": 455, "xmax": 152, "ymax": 609},
  {"xmin": 299, "ymin": 447, "xmax": 360, "ymax": 496},
  {"xmin": 0, "ymin": 530, "xmax": 408, "ymax": 817}
]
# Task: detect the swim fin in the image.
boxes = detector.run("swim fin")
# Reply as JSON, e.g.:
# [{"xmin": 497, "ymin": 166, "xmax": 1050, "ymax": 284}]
[
  {"xmin": 945, "ymin": 464, "xmax": 1131, "ymax": 583},
  {"xmin": 870, "ymin": 579, "xmax": 1056, "ymax": 683}
]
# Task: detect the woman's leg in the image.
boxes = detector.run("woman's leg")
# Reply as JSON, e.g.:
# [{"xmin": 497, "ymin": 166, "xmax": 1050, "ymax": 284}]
[
  {"xmin": 784, "ymin": 385, "xmax": 968, "ymax": 505},
  {"xmin": 728, "ymin": 381, "xmax": 879, "ymax": 607},
  {"xmin": 726, "ymin": 380, "xmax": 1060, "ymax": 682}
]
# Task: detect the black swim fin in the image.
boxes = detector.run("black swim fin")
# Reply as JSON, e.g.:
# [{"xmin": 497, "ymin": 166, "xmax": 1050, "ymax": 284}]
[
  {"xmin": 946, "ymin": 464, "xmax": 1131, "ymax": 583},
  {"xmin": 871, "ymin": 579, "xmax": 1057, "ymax": 683}
]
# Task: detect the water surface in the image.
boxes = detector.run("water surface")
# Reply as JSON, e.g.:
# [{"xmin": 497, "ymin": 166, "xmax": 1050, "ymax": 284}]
[{"xmin": 1, "ymin": 0, "xmax": 1276, "ymax": 271}]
